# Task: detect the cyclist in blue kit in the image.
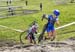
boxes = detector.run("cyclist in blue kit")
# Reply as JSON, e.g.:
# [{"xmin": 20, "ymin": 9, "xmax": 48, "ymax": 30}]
[{"xmin": 38, "ymin": 9, "xmax": 60, "ymax": 42}]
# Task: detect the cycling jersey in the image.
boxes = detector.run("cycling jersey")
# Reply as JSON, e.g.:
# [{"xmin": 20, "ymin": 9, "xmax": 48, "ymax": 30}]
[{"xmin": 46, "ymin": 15, "xmax": 58, "ymax": 32}]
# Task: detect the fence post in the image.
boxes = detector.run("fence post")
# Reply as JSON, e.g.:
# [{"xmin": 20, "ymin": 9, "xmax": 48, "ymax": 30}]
[
  {"xmin": 6, "ymin": 0, "xmax": 12, "ymax": 6},
  {"xmin": 70, "ymin": 0, "xmax": 74, "ymax": 3},
  {"xmin": 40, "ymin": 3, "xmax": 42, "ymax": 11},
  {"xmin": 25, "ymin": 0, "xmax": 28, "ymax": 6}
]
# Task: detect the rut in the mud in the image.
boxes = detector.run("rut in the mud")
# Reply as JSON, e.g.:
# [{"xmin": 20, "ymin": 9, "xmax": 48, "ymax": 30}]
[{"xmin": 0, "ymin": 37, "xmax": 75, "ymax": 52}]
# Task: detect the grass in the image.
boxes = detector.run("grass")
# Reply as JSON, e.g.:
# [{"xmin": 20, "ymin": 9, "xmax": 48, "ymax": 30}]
[
  {"xmin": 56, "ymin": 24, "xmax": 75, "ymax": 41},
  {"xmin": 0, "ymin": 0, "xmax": 75, "ymax": 43}
]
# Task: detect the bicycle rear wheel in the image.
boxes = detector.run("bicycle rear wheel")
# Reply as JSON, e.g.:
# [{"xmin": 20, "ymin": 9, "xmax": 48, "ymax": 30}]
[{"xmin": 20, "ymin": 30, "xmax": 29, "ymax": 44}]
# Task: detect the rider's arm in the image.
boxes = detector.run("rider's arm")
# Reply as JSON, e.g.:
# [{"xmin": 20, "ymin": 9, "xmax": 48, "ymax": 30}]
[
  {"xmin": 56, "ymin": 20, "xmax": 60, "ymax": 26},
  {"xmin": 35, "ymin": 24, "xmax": 39, "ymax": 34},
  {"xmin": 55, "ymin": 18, "xmax": 60, "ymax": 26},
  {"xmin": 42, "ymin": 14, "xmax": 48, "ymax": 21}
]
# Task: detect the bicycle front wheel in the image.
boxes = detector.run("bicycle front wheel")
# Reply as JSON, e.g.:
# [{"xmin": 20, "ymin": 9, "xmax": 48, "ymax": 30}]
[{"xmin": 20, "ymin": 30, "xmax": 29, "ymax": 44}]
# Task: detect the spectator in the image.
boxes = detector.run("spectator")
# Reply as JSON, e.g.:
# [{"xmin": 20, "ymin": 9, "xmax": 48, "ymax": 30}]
[{"xmin": 40, "ymin": 3, "xmax": 42, "ymax": 11}]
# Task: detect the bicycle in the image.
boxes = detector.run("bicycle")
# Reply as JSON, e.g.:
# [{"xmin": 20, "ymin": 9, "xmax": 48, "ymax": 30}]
[{"xmin": 38, "ymin": 14, "xmax": 56, "ymax": 43}]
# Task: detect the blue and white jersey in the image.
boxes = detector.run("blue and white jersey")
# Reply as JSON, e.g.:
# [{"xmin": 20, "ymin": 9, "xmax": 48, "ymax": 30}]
[
  {"xmin": 47, "ymin": 15, "xmax": 58, "ymax": 26},
  {"xmin": 45, "ymin": 15, "xmax": 59, "ymax": 32}
]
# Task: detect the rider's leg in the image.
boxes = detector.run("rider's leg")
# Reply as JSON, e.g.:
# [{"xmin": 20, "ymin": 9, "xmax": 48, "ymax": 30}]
[
  {"xmin": 31, "ymin": 33, "xmax": 36, "ymax": 44},
  {"xmin": 47, "ymin": 32, "xmax": 52, "ymax": 39},
  {"xmin": 28, "ymin": 35, "xmax": 33, "ymax": 43},
  {"xmin": 51, "ymin": 30, "xmax": 56, "ymax": 41},
  {"xmin": 44, "ymin": 31, "xmax": 52, "ymax": 40},
  {"xmin": 45, "ymin": 26, "xmax": 52, "ymax": 40}
]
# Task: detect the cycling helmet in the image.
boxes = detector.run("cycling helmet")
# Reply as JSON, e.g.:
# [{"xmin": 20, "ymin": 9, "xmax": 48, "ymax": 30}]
[{"xmin": 53, "ymin": 9, "xmax": 60, "ymax": 16}]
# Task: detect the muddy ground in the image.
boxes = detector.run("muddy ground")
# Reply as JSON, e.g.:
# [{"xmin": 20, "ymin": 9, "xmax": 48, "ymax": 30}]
[{"xmin": 0, "ymin": 37, "xmax": 75, "ymax": 52}]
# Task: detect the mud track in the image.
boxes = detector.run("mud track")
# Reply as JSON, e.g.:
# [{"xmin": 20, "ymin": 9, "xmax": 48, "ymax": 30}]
[{"xmin": 0, "ymin": 37, "xmax": 75, "ymax": 52}]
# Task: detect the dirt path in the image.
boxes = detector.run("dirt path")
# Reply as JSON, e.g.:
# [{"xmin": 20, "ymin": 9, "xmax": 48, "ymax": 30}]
[{"xmin": 0, "ymin": 37, "xmax": 75, "ymax": 52}]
